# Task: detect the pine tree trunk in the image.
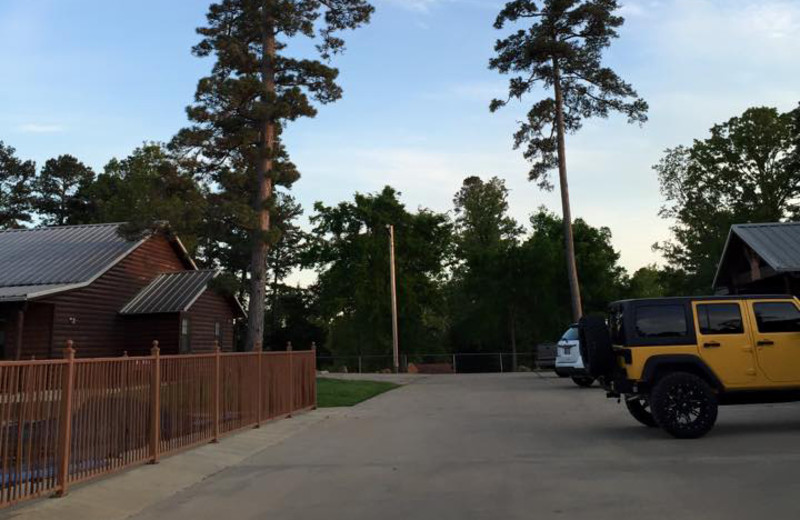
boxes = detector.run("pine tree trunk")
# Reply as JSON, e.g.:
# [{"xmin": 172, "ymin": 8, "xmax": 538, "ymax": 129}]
[
  {"xmin": 245, "ymin": 5, "xmax": 276, "ymax": 351},
  {"xmin": 552, "ymin": 57, "xmax": 583, "ymax": 322}
]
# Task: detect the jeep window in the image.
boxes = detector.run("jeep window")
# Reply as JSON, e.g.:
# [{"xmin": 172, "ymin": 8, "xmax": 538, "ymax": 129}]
[
  {"xmin": 635, "ymin": 305, "xmax": 688, "ymax": 338},
  {"xmin": 560, "ymin": 327, "xmax": 579, "ymax": 341},
  {"xmin": 697, "ymin": 304, "xmax": 743, "ymax": 335},
  {"xmin": 754, "ymin": 302, "xmax": 800, "ymax": 333}
]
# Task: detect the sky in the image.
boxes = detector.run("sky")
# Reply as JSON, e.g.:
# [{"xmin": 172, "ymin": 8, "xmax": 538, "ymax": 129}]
[{"xmin": 2, "ymin": 0, "xmax": 800, "ymax": 277}]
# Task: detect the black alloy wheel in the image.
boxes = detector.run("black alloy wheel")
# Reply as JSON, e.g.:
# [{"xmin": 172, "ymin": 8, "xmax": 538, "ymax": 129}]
[{"xmin": 650, "ymin": 372, "xmax": 718, "ymax": 439}]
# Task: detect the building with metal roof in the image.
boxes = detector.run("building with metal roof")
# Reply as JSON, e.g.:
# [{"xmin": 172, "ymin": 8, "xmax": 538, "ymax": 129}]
[
  {"xmin": 713, "ymin": 222, "xmax": 800, "ymax": 295},
  {"xmin": 0, "ymin": 223, "xmax": 243, "ymax": 360}
]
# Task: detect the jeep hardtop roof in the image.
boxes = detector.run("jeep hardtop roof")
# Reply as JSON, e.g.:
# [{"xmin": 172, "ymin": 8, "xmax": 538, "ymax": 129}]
[{"xmin": 610, "ymin": 294, "xmax": 794, "ymax": 307}]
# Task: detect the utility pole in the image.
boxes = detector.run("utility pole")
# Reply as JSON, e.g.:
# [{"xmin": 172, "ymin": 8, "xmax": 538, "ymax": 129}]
[{"xmin": 387, "ymin": 224, "xmax": 400, "ymax": 373}]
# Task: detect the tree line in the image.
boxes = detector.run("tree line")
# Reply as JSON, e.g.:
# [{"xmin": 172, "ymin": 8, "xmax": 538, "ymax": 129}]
[{"xmin": 2, "ymin": 0, "xmax": 800, "ymax": 361}]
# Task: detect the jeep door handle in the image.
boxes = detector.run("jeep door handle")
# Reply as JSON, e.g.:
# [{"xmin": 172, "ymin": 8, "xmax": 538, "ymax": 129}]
[
  {"xmin": 703, "ymin": 342, "xmax": 721, "ymax": 348},
  {"xmin": 757, "ymin": 340, "xmax": 775, "ymax": 347}
]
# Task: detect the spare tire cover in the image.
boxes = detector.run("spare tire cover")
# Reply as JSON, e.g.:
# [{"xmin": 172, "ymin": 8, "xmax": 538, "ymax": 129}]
[{"xmin": 579, "ymin": 315, "xmax": 616, "ymax": 378}]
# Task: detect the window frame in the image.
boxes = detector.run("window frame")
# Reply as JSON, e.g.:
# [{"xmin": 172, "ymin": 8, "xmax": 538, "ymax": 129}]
[
  {"xmin": 696, "ymin": 303, "xmax": 745, "ymax": 336},
  {"xmin": 625, "ymin": 300, "xmax": 696, "ymax": 347},
  {"xmin": 753, "ymin": 301, "xmax": 800, "ymax": 334},
  {"xmin": 180, "ymin": 317, "xmax": 192, "ymax": 354}
]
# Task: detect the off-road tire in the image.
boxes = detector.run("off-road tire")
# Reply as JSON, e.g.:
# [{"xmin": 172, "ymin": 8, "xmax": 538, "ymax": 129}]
[
  {"xmin": 650, "ymin": 372, "xmax": 718, "ymax": 439},
  {"xmin": 625, "ymin": 396, "xmax": 658, "ymax": 427},
  {"xmin": 578, "ymin": 316, "xmax": 615, "ymax": 378},
  {"xmin": 572, "ymin": 376, "xmax": 595, "ymax": 388},
  {"xmin": 554, "ymin": 368, "xmax": 569, "ymax": 378}
]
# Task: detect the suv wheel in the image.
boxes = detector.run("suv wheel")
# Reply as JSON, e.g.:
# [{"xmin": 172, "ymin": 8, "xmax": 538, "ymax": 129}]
[
  {"xmin": 650, "ymin": 372, "xmax": 718, "ymax": 439},
  {"xmin": 571, "ymin": 376, "xmax": 594, "ymax": 388},
  {"xmin": 625, "ymin": 396, "xmax": 657, "ymax": 427}
]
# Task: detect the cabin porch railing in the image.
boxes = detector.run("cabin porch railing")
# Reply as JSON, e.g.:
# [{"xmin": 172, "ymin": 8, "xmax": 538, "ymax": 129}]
[{"xmin": 0, "ymin": 342, "xmax": 316, "ymax": 508}]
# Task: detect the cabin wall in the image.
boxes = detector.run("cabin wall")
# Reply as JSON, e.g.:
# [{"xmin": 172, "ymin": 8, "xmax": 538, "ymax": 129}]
[
  {"xmin": 39, "ymin": 235, "xmax": 187, "ymax": 358},
  {"xmin": 186, "ymin": 290, "xmax": 237, "ymax": 353}
]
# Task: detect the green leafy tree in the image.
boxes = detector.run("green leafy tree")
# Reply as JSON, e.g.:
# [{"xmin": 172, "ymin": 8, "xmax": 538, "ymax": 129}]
[
  {"xmin": 627, "ymin": 264, "xmax": 666, "ymax": 299},
  {"xmin": 0, "ymin": 142, "xmax": 35, "ymax": 229},
  {"xmin": 448, "ymin": 176, "xmax": 522, "ymax": 358},
  {"xmin": 32, "ymin": 154, "xmax": 95, "ymax": 226},
  {"xmin": 173, "ymin": 0, "xmax": 373, "ymax": 351},
  {"xmin": 490, "ymin": 0, "xmax": 648, "ymax": 321},
  {"xmin": 307, "ymin": 187, "xmax": 452, "ymax": 361},
  {"xmin": 86, "ymin": 145, "xmax": 208, "ymax": 253},
  {"xmin": 655, "ymin": 106, "xmax": 800, "ymax": 293},
  {"xmin": 525, "ymin": 209, "xmax": 627, "ymax": 335}
]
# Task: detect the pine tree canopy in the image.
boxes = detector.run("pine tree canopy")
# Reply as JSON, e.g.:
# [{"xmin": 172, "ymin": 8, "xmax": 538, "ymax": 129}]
[
  {"xmin": 173, "ymin": 0, "xmax": 373, "ymax": 184},
  {"xmin": 0, "ymin": 141, "xmax": 35, "ymax": 229},
  {"xmin": 489, "ymin": 0, "xmax": 648, "ymax": 188}
]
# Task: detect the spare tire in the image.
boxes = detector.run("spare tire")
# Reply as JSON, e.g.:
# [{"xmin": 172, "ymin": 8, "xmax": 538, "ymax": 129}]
[{"xmin": 579, "ymin": 315, "xmax": 616, "ymax": 378}]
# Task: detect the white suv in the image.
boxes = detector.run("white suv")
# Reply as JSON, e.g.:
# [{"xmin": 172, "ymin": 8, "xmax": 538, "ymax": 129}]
[{"xmin": 554, "ymin": 324, "xmax": 595, "ymax": 387}]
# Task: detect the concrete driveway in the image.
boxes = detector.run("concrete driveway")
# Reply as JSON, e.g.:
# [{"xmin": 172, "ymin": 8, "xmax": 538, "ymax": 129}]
[{"xmin": 132, "ymin": 373, "xmax": 800, "ymax": 520}]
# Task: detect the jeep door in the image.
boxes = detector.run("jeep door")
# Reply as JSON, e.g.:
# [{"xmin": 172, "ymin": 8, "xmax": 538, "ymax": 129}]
[
  {"xmin": 748, "ymin": 299, "xmax": 800, "ymax": 383},
  {"xmin": 693, "ymin": 301, "xmax": 757, "ymax": 386}
]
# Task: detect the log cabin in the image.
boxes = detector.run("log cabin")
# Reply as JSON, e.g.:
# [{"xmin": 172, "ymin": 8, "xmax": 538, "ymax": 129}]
[{"xmin": 0, "ymin": 223, "xmax": 245, "ymax": 359}]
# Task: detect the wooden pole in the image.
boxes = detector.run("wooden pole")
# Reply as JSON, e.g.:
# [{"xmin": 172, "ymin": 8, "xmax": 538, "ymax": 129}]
[
  {"xmin": 387, "ymin": 225, "xmax": 400, "ymax": 373},
  {"xmin": 149, "ymin": 341, "xmax": 161, "ymax": 464},
  {"xmin": 287, "ymin": 342, "xmax": 293, "ymax": 417},
  {"xmin": 56, "ymin": 340, "xmax": 75, "ymax": 496},
  {"xmin": 213, "ymin": 342, "xmax": 221, "ymax": 442},
  {"xmin": 311, "ymin": 342, "xmax": 317, "ymax": 410},
  {"xmin": 255, "ymin": 344, "xmax": 263, "ymax": 428}
]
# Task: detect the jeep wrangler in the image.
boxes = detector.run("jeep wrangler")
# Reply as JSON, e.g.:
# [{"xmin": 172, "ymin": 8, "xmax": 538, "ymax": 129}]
[{"xmin": 579, "ymin": 295, "xmax": 800, "ymax": 438}]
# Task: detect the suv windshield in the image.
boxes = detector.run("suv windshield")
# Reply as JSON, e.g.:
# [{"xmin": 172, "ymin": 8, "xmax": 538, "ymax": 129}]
[{"xmin": 560, "ymin": 327, "xmax": 579, "ymax": 341}]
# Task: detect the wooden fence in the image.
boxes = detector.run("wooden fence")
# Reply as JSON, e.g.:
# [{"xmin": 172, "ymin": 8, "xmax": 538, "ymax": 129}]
[{"xmin": 0, "ymin": 342, "xmax": 316, "ymax": 508}]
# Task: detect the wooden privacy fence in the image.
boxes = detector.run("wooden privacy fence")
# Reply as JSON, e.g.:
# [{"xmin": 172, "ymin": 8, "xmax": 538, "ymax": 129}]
[{"xmin": 0, "ymin": 342, "xmax": 317, "ymax": 508}]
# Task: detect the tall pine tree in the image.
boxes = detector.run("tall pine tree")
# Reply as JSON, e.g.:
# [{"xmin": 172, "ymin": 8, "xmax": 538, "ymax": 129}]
[
  {"xmin": 174, "ymin": 0, "xmax": 373, "ymax": 351},
  {"xmin": 32, "ymin": 154, "xmax": 95, "ymax": 226},
  {"xmin": 0, "ymin": 142, "xmax": 35, "ymax": 229},
  {"xmin": 489, "ymin": 0, "xmax": 647, "ymax": 321}
]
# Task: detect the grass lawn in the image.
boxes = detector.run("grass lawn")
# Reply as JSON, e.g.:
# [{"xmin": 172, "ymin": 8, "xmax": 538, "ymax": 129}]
[{"xmin": 316, "ymin": 378, "xmax": 400, "ymax": 408}]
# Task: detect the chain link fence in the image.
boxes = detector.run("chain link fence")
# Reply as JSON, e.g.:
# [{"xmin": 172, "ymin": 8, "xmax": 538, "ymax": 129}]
[{"xmin": 317, "ymin": 350, "xmax": 554, "ymax": 374}]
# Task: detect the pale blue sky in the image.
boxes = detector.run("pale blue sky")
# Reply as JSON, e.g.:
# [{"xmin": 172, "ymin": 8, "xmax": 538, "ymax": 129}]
[{"xmin": 2, "ymin": 0, "xmax": 799, "ymax": 274}]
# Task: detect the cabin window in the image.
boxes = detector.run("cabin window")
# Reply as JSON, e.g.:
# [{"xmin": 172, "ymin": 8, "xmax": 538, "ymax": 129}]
[
  {"xmin": 214, "ymin": 321, "xmax": 221, "ymax": 345},
  {"xmin": 180, "ymin": 318, "xmax": 191, "ymax": 354}
]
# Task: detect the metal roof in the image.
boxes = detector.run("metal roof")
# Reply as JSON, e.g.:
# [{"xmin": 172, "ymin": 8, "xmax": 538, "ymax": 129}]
[
  {"xmin": 0, "ymin": 223, "xmax": 147, "ymax": 301},
  {"xmin": 713, "ymin": 222, "xmax": 800, "ymax": 288},
  {"xmin": 120, "ymin": 270, "xmax": 219, "ymax": 315}
]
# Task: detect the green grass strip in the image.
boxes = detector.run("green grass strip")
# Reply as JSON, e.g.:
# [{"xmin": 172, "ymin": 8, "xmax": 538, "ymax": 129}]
[{"xmin": 316, "ymin": 378, "xmax": 400, "ymax": 408}]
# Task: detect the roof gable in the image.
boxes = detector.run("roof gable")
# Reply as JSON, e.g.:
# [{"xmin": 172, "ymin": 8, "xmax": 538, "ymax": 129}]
[
  {"xmin": 713, "ymin": 222, "xmax": 800, "ymax": 288},
  {"xmin": 120, "ymin": 270, "xmax": 218, "ymax": 315}
]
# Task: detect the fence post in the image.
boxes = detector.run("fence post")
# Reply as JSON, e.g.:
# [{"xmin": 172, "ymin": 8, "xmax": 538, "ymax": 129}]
[
  {"xmin": 311, "ymin": 342, "xmax": 317, "ymax": 410},
  {"xmin": 150, "ymin": 341, "xmax": 161, "ymax": 464},
  {"xmin": 213, "ymin": 343, "xmax": 221, "ymax": 442},
  {"xmin": 499, "ymin": 353, "xmax": 504, "ymax": 373},
  {"xmin": 255, "ymin": 344, "xmax": 263, "ymax": 428},
  {"xmin": 452, "ymin": 354, "xmax": 457, "ymax": 374},
  {"xmin": 358, "ymin": 355, "xmax": 362, "ymax": 374},
  {"xmin": 56, "ymin": 340, "xmax": 76, "ymax": 497},
  {"xmin": 287, "ymin": 342, "xmax": 294, "ymax": 417}
]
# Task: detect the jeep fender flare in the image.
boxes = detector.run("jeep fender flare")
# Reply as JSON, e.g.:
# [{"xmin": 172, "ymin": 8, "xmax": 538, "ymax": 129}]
[{"xmin": 640, "ymin": 355, "xmax": 724, "ymax": 391}]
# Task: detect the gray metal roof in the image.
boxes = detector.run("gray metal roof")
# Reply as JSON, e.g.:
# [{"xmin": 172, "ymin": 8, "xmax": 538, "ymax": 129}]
[
  {"xmin": 731, "ymin": 222, "xmax": 800, "ymax": 272},
  {"xmin": 0, "ymin": 223, "xmax": 147, "ymax": 301},
  {"xmin": 713, "ymin": 222, "xmax": 800, "ymax": 288},
  {"xmin": 120, "ymin": 270, "xmax": 218, "ymax": 315}
]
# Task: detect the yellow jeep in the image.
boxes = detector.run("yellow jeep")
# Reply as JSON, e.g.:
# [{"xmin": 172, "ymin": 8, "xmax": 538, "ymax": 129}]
[{"xmin": 579, "ymin": 295, "xmax": 800, "ymax": 438}]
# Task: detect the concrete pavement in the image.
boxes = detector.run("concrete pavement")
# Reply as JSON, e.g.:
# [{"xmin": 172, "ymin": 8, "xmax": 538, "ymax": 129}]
[
  {"xmin": 132, "ymin": 373, "xmax": 800, "ymax": 520},
  {"xmin": 8, "ymin": 373, "xmax": 800, "ymax": 520}
]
